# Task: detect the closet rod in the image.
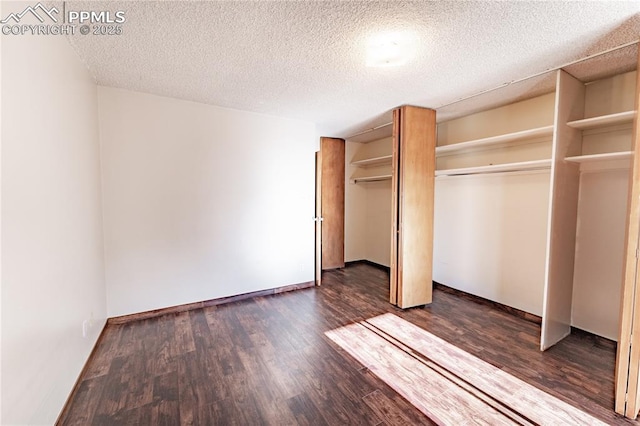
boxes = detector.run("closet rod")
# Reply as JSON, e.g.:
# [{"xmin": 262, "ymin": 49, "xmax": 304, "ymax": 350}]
[
  {"xmin": 345, "ymin": 121, "xmax": 393, "ymax": 140},
  {"xmin": 351, "ymin": 175, "xmax": 392, "ymax": 184},
  {"xmin": 436, "ymin": 40, "xmax": 640, "ymax": 111},
  {"xmin": 435, "ymin": 159, "xmax": 552, "ymax": 177},
  {"xmin": 435, "ymin": 168, "xmax": 551, "ymax": 178}
]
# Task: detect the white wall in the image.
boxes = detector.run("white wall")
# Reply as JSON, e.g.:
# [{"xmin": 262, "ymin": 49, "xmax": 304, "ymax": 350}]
[
  {"xmin": 98, "ymin": 87, "xmax": 316, "ymax": 317},
  {"xmin": 1, "ymin": 17, "xmax": 107, "ymax": 426},
  {"xmin": 433, "ymin": 171, "xmax": 551, "ymax": 316}
]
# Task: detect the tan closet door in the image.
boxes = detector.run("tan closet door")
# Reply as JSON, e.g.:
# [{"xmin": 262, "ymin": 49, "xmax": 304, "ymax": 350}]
[
  {"xmin": 391, "ymin": 106, "xmax": 436, "ymax": 308},
  {"xmin": 320, "ymin": 137, "xmax": 345, "ymax": 270},
  {"xmin": 616, "ymin": 49, "xmax": 640, "ymax": 419}
]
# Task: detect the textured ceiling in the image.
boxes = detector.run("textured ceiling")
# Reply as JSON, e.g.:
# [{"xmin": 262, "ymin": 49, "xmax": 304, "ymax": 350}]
[{"xmin": 63, "ymin": 1, "xmax": 640, "ymax": 137}]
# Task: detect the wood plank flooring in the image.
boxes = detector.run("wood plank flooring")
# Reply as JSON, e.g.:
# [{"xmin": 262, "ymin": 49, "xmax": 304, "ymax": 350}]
[{"xmin": 59, "ymin": 264, "xmax": 639, "ymax": 425}]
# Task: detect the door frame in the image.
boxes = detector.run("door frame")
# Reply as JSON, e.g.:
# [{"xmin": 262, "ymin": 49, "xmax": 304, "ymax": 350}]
[{"xmin": 315, "ymin": 151, "xmax": 322, "ymax": 286}]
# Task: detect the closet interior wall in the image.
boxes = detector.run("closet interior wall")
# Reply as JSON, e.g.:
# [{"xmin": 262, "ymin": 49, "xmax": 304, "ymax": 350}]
[
  {"xmin": 542, "ymin": 69, "xmax": 636, "ymax": 348},
  {"xmin": 345, "ymin": 136, "xmax": 393, "ymax": 267},
  {"xmin": 433, "ymin": 44, "xmax": 638, "ymax": 351},
  {"xmin": 434, "ymin": 92, "xmax": 555, "ymax": 317}
]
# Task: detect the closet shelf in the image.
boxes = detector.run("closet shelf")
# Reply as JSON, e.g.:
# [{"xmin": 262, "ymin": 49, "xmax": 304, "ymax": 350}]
[
  {"xmin": 351, "ymin": 155, "xmax": 392, "ymax": 167},
  {"xmin": 351, "ymin": 174, "xmax": 392, "ymax": 183},
  {"xmin": 436, "ymin": 125, "xmax": 554, "ymax": 156},
  {"xmin": 566, "ymin": 111, "xmax": 635, "ymax": 130},
  {"xmin": 435, "ymin": 159, "xmax": 552, "ymax": 177},
  {"xmin": 565, "ymin": 151, "xmax": 633, "ymax": 163}
]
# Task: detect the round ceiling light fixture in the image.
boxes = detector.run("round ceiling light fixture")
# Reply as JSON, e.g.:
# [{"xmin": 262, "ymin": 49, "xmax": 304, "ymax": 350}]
[{"xmin": 366, "ymin": 32, "xmax": 413, "ymax": 67}]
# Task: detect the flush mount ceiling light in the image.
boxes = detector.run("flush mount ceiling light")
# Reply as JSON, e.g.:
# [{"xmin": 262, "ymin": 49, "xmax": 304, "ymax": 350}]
[{"xmin": 366, "ymin": 32, "xmax": 413, "ymax": 67}]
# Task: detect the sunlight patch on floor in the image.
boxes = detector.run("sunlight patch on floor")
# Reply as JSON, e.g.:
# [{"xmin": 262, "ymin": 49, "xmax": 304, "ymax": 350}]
[{"xmin": 325, "ymin": 313, "xmax": 607, "ymax": 425}]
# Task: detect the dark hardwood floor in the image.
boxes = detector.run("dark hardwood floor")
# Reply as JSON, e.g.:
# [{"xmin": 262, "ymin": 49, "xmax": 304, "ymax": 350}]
[{"xmin": 59, "ymin": 264, "xmax": 638, "ymax": 425}]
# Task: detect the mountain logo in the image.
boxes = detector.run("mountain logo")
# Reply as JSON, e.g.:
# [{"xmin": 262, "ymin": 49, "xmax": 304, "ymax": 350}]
[{"xmin": 1, "ymin": 3, "xmax": 59, "ymax": 24}]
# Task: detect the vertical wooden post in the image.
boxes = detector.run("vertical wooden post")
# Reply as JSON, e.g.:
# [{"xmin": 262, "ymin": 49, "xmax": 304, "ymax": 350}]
[
  {"xmin": 390, "ymin": 109, "xmax": 401, "ymax": 305},
  {"xmin": 540, "ymin": 70, "xmax": 583, "ymax": 350}
]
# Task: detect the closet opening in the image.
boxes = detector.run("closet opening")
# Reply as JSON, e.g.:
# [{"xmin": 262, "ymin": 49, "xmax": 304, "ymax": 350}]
[{"xmin": 339, "ymin": 41, "xmax": 640, "ymax": 419}]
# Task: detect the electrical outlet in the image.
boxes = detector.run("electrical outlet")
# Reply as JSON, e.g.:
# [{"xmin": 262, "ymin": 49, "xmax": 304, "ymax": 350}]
[{"xmin": 82, "ymin": 320, "xmax": 89, "ymax": 338}]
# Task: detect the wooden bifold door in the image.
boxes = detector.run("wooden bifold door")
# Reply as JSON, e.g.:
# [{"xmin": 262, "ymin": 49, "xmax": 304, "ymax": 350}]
[
  {"xmin": 390, "ymin": 106, "xmax": 437, "ymax": 309},
  {"xmin": 315, "ymin": 137, "xmax": 345, "ymax": 282}
]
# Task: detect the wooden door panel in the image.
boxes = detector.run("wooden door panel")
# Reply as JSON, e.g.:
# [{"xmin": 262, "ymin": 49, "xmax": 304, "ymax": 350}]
[
  {"xmin": 398, "ymin": 106, "xmax": 436, "ymax": 308},
  {"xmin": 392, "ymin": 106, "xmax": 436, "ymax": 309},
  {"xmin": 320, "ymin": 137, "xmax": 345, "ymax": 270}
]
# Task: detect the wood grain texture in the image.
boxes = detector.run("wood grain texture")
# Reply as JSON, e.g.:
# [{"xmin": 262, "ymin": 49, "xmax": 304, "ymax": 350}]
[
  {"xmin": 434, "ymin": 282, "xmax": 543, "ymax": 325},
  {"xmin": 616, "ymin": 49, "xmax": 640, "ymax": 418},
  {"xmin": 107, "ymin": 281, "xmax": 314, "ymax": 325},
  {"xmin": 363, "ymin": 313, "xmax": 609, "ymax": 425},
  {"xmin": 326, "ymin": 321, "xmax": 518, "ymax": 425},
  {"xmin": 389, "ymin": 109, "xmax": 400, "ymax": 306},
  {"xmin": 346, "ymin": 259, "xmax": 390, "ymax": 272},
  {"xmin": 320, "ymin": 137, "xmax": 345, "ymax": 270},
  {"xmin": 55, "ymin": 325, "xmax": 110, "ymax": 425},
  {"xmin": 393, "ymin": 106, "xmax": 436, "ymax": 309},
  {"xmin": 59, "ymin": 263, "xmax": 635, "ymax": 425},
  {"xmin": 541, "ymin": 70, "xmax": 584, "ymax": 350}
]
